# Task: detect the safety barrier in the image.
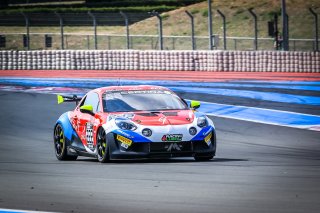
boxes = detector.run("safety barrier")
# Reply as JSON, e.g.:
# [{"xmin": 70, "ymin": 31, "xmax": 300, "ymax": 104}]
[{"xmin": 0, "ymin": 50, "xmax": 319, "ymax": 72}]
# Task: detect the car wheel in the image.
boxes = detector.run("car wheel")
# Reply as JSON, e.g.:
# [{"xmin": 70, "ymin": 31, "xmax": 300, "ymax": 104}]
[
  {"xmin": 194, "ymin": 155, "xmax": 213, "ymax": 161},
  {"xmin": 97, "ymin": 128, "xmax": 109, "ymax": 163},
  {"xmin": 54, "ymin": 124, "xmax": 77, "ymax": 161}
]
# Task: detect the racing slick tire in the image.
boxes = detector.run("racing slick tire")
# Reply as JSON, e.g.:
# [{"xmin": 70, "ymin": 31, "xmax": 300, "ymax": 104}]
[
  {"xmin": 54, "ymin": 124, "xmax": 78, "ymax": 161},
  {"xmin": 194, "ymin": 155, "xmax": 214, "ymax": 161},
  {"xmin": 97, "ymin": 128, "xmax": 110, "ymax": 163}
]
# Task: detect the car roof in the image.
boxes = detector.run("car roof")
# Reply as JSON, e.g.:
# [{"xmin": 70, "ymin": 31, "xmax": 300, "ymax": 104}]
[{"xmin": 93, "ymin": 85, "xmax": 171, "ymax": 94}]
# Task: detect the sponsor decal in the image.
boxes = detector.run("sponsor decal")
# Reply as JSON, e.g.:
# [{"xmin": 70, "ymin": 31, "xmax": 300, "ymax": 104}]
[
  {"xmin": 108, "ymin": 113, "xmax": 135, "ymax": 121},
  {"xmin": 86, "ymin": 123, "xmax": 94, "ymax": 150},
  {"xmin": 204, "ymin": 132, "xmax": 212, "ymax": 145},
  {"xmin": 117, "ymin": 134, "xmax": 132, "ymax": 149},
  {"xmin": 203, "ymin": 126, "xmax": 213, "ymax": 136},
  {"xmin": 159, "ymin": 116, "xmax": 168, "ymax": 124},
  {"xmin": 161, "ymin": 134, "xmax": 183, "ymax": 142},
  {"xmin": 120, "ymin": 90, "xmax": 168, "ymax": 95},
  {"xmin": 108, "ymin": 115, "xmax": 116, "ymax": 121},
  {"xmin": 116, "ymin": 129, "xmax": 134, "ymax": 139},
  {"xmin": 123, "ymin": 113, "xmax": 135, "ymax": 119},
  {"xmin": 165, "ymin": 143, "xmax": 183, "ymax": 152}
]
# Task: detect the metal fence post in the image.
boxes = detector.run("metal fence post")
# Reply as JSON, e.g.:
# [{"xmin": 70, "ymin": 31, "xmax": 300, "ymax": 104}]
[
  {"xmin": 281, "ymin": 0, "xmax": 289, "ymax": 50},
  {"xmin": 108, "ymin": 36, "xmax": 111, "ymax": 49},
  {"xmin": 309, "ymin": 8, "xmax": 319, "ymax": 52},
  {"xmin": 55, "ymin": 12, "xmax": 64, "ymax": 50},
  {"xmin": 217, "ymin": 9, "xmax": 227, "ymax": 50},
  {"xmin": 150, "ymin": 11, "xmax": 163, "ymax": 50},
  {"xmin": 88, "ymin": 11, "xmax": 97, "ymax": 50},
  {"xmin": 120, "ymin": 11, "xmax": 130, "ymax": 49},
  {"xmin": 274, "ymin": 14, "xmax": 280, "ymax": 50},
  {"xmin": 172, "ymin": 37, "xmax": 176, "ymax": 50},
  {"xmin": 21, "ymin": 12, "xmax": 30, "ymax": 50},
  {"xmin": 65, "ymin": 34, "xmax": 68, "ymax": 49},
  {"xmin": 87, "ymin": 35, "xmax": 90, "ymax": 49},
  {"xmin": 286, "ymin": 13, "xmax": 289, "ymax": 48},
  {"xmin": 208, "ymin": 0, "xmax": 213, "ymax": 50},
  {"xmin": 248, "ymin": 8, "xmax": 258, "ymax": 50},
  {"xmin": 185, "ymin": 10, "xmax": 196, "ymax": 50}
]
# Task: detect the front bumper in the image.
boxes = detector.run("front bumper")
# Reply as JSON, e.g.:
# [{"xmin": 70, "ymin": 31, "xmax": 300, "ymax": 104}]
[{"xmin": 107, "ymin": 131, "xmax": 216, "ymax": 159}]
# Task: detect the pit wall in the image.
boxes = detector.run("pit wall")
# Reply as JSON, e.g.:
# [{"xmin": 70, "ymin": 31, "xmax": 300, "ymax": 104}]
[{"xmin": 0, "ymin": 50, "xmax": 319, "ymax": 72}]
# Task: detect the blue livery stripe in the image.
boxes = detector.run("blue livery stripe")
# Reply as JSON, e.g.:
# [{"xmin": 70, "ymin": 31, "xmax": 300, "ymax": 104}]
[{"xmin": 191, "ymin": 126, "xmax": 213, "ymax": 141}]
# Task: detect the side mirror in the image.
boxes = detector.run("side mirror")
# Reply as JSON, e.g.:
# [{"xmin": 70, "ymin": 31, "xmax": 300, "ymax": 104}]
[
  {"xmin": 190, "ymin": 100, "xmax": 200, "ymax": 110},
  {"xmin": 80, "ymin": 105, "xmax": 95, "ymax": 116}
]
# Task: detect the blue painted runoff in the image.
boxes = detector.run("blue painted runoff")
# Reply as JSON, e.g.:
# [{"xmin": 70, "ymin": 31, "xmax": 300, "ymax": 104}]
[
  {"xmin": 1, "ymin": 77, "xmax": 319, "ymax": 128},
  {"xmin": 0, "ymin": 78, "xmax": 319, "ymax": 105},
  {"xmin": 0, "ymin": 78, "xmax": 320, "ymax": 91},
  {"xmin": 192, "ymin": 100, "xmax": 320, "ymax": 127},
  {"xmin": 0, "ymin": 210, "xmax": 27, "ymax": 213},
  {"xmin": 172, "ymin": 86, "xmax": 320, "ymax": 106}
]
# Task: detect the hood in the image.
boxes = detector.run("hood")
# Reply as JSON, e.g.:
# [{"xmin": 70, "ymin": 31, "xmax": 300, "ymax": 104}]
[
  {"xmin": 132, "ymin": 110, "xmax": 194, "ymax": 126},
  {"xmin": 110, "ymin": 110, "xmax": 195, "ymax": 126}
]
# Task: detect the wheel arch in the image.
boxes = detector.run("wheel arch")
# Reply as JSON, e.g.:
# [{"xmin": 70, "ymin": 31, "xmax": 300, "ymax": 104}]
[{"xmin": 55, "ymin": 112, "xmax": 74, "ymax": 142}]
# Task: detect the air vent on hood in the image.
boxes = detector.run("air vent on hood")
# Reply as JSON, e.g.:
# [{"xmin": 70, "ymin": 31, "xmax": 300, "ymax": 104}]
[
  {"xmin": 136, "ymin": 113, "xmax": 158, "ymax": 117},
  {"xmin": 162, "ymin": 112, "xmax": 178, "ymax": 116}
]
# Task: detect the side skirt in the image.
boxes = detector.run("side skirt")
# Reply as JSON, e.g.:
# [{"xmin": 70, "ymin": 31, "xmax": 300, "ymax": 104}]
[{"xmin": 67, "ymin": 146, "xmax": 97, "ymax": 158}]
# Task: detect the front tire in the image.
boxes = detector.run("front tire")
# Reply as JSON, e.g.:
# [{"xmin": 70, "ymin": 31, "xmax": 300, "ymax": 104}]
[
  {"xmin": 54, "ymin": 124, "xmax": 77, "ymax": 161},
  {"xmin": 97, "ymin": 128, "xmax": 109, "ymax": 163}
]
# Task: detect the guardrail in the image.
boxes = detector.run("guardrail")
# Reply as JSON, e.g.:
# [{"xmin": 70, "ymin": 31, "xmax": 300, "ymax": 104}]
[{"xmin": 0, "ymin": 50, "xmax": 319, "ymax": 72}]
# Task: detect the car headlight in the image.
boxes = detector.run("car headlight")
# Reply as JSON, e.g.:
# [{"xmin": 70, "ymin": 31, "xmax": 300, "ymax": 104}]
[
  {"xmin": 115, "ymin": 119, "xmax": 137, "ymax": 131},
  {"xmin": 197, "ymin": 116, "xmax": 208, "ymax": 128}
]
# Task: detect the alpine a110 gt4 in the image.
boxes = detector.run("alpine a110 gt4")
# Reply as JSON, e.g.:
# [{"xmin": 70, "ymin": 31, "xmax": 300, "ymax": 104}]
[{"xmin": 54, "ymin": 85, "xmax": 216, "ymax": 162}]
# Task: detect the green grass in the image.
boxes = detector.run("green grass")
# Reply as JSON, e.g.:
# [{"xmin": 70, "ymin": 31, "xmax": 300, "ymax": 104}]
[
  {"xmin": 234, "ymin": 9, "xmax": 245, "ymax": 15},
  {"xmin": 190, "ymin": 8, "xmax": 199, "ymax": 14},
  {"xmin": 201, "ymin": 9, "xmax": 208, "ymax": 17},
  {"xmin": 161, "ymin": 13, "xmax": 170, "ymax": 20}
]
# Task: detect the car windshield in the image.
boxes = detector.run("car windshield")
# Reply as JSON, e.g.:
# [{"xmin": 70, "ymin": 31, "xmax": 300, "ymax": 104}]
[{"xmin": 103, "ymin": 90, "xmax": 188, "ymax": 112}]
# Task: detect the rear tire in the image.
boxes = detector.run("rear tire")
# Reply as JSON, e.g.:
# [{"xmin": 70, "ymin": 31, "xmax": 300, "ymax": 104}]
[
  {"xmin": 97, "ymin": 128, "xmax": 109, "ymax": 163},
  {"xmin": 54, "ymin": 124, "xmax": 77, "ymax": 161}
]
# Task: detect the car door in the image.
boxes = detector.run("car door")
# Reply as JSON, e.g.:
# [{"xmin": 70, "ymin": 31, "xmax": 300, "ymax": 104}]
[{"xmin": 72, "ymin": 92, "xmax": 100, "ymax": 151}]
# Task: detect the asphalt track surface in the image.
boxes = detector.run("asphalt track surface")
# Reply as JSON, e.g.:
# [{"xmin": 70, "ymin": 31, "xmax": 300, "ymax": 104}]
[{"xmin": 1, "ymin": 91, "xmax": 320, "ymax": 213}]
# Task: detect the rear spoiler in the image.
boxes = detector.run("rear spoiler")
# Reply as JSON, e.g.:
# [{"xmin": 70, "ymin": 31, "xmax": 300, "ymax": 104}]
[{"xmin": 57, "ymin": 95, "xmax": 82, "ymax": 105}]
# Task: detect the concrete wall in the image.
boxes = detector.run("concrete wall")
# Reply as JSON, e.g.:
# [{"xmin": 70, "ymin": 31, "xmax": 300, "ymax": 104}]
[{"xmin": 0, "ymin": 50, "xmax": 319, "ymax": 72}]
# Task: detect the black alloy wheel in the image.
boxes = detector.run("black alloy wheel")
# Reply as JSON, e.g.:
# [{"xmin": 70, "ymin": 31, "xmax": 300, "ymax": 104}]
[
  {"xmin": 97, "ymin": 128, "xmax": 109, "ymax": 163},
  {"xmin": 54, "ymin": 124, "xmax": 77, "ymax": 161}
]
